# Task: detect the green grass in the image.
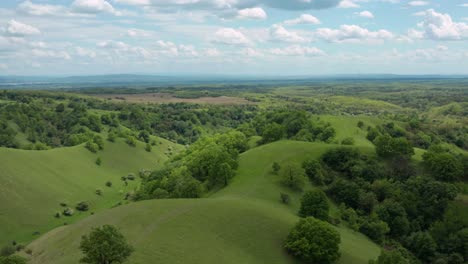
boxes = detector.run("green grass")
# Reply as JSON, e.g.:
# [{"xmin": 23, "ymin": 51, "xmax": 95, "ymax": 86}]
[
  {"xmin": 320, "ymin": 115, "xmax": 383, "ymax": 147},
  {"xmin": 0, "ymin": 138, "xmax": 181, "ymax": 245},
  {"xmin": 26, "ymin": 141, "xmax": 380, "ymax": 264}
]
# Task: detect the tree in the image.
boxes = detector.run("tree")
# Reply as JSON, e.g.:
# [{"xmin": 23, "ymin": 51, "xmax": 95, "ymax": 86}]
[
  {"xmin": 80, "ymin": 225, "xmax": 133, "ymax": 264},
  {"xmin": 299, "ymin": 190, "xmax": 329, "ymax": 220},
  {"xmin": 285, "ymin": 217, "xmax": 341, "ymax": 264},
  {"xmin": 0, "ymin": 256, "xmax": 27, "ymax": 264},
  {"xmin": 374, "ymin": 135, "xmax": 414, "ymax": 159},
  {"xmin": 279, "ymin": 163, "xmax": 306, "ymax": 191},
  {"xmin": 359, "ymin": 216, "xmax": 390, "ymax": 244},
  {"xmin": 376, "ymin": 199, "xmax": 410, "ymax": 238},
  {"xmin": 302, "ymin": 159, "xmax": 324, "ymax": 185},
  {"xmin": 369, "ymin": 249, "xmax": 410, "ymax": 264},
  {"xmin": 272, "ymin": 162, "xmax": 281, "ymax": 175},
  {"xmin": 423, "ymin": 152, "xmax": 463, "ymax": 182},
  {"xmin": 261, "ymin": 123, "xmax": 285, "ymax": 144},
  {"xmin": 403, "ymin": 231, "xmax": 437, "ymax": 263}
]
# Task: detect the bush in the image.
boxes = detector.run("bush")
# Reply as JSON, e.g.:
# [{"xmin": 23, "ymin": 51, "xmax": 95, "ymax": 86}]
[
  {"xmin": 62, "ymin": 207, "xmax": 74, "ymax": 216},
  {"xmin": 302, "ymin": 159, "xmax": 324, "ymax": 185},
  {"xmin": 341, "ymin": 137, "xmax": 355, "ymax": 145},
  {"xmin": 299, "ymin": 190, "xmax": 329, "ymax": 220},
  {"xmin": 76, "ymin": 202, "xmax": 89, "ymax": 212},
  {"xmin": 0, "ymin": 255, "xmax": 27, "ymax": 264},
  {"xmin": 0, "ymin": 245, "xmax": 15, "ymax": 257},
  {"xmin": 145, "ymin": 143, "xmax": 152, "ymax": 152},
  {"xmin": 95, "ymin": 157, "xmax": 102, "ymax": 166},
  {"xmin": 85, "ymin": 141, "xmax": 99, "ymax": 153},
  {"xmin": 280, "ymin": 193, "xmax": 290, "ymax": 204},
  {"xmin": 272, "ymin": 162, "xmax": 281, "ymax": 175},
  {"xmin": 126, "ymin": 173, "xmax": 136, "ymax": 181},
  {"xmin": 105, "ymin": 181, "xmax": 112, "ymax": 187},
  {"xmin": 126, "ymin": 136, "xmax": 137, "ymax": 147},
  {"xmin": 285, "ymin": 217, "xmax": 341, "ymax": 264},
  {"xmin": 359, "ymin": 216, "xmax": 389, "ymax": 244},
  {"xmin": 95, "ymin": 189, "xmax": 102, "ymax": 196}
]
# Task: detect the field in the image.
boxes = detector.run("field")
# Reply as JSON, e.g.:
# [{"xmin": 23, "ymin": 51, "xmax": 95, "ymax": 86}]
[
  {"xmin": 93, "ymin": 93, "xmax": 252, "ymax": 105},
  {"xmin": 25, "ymin": 141, "xmax": 380, "ymax": 264},
  {"xmin": 0, "ymin": 138, "xmax": 182, "ymax": 245}
]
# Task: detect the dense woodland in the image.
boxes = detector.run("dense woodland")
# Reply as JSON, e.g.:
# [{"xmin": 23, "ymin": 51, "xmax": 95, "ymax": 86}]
[{"xmin": 0, "ymin": 80, "xmax": 467, "ymax": 264}]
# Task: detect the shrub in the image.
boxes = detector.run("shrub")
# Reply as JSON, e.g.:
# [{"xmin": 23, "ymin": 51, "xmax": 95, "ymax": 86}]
[
  {"xmin": 272, "ymin": 162, "xmax": 281, "ymax": 174},
  {"xmin": 0, "ymin": 245, "xmax": 15, "ymax": 257},
  {"xmin": 285, "ymin": 217, "xmax": 341, "ymax": 264},
  {"xmin": 95, "ymin": 189, "xmax": 102, "ymax": 196},
  {"xmin": 62, "ymin": 207, "xmax": 74, "ymax": 216},
  {"xmin": 341, "ymin": 137, "xmax": 355, "ymax": 145},
  {"xmin": 126, "ymin": 136, "xmax": 137, "ymax": 147},
  {"xmin": 95, "ymin": 157, "xmax": 102, "ymax": 166},
  {"xmin": 280, "ymin": 193, "xmax": 290, "ymax": 204},
  {"xmin": 126, "ymin": 173, "xmax": 136, "ymax": 181},
  {"xmin": 357, "ymin": 121, "xmax": 365, "ymax": 128},
  {"xmin": 0, "ymin": 255, "xmax": 27, "ymax": 264},
  {"xmin": 302, "ymin": 159, "xmax": 324, "ymax": 185},
  {"xmin": 145, "ymin": 143, "xmax": 152, "ymax": 152},
  {"xmin": 85, "ymin": 141, "xmax": 99, "ymax": 153},
  {"xmin": 105, "ymin": 181, "xmax": 112, "ymax": 187},
  {"xmin": 54, "ymin": 212, "xmax": 61, "ymax": 218},
  {"xmin": 299, "ymin": 190, "xmax": 329, "ymax": 221},
  {"xmin": 76, "ymin": 202, "xmax": 89, "ymax": 212}
]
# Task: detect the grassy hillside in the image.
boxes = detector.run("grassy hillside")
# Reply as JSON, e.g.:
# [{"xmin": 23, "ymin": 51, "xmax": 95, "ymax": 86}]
[
  {"xmin": 26, "ymin": 141, "xmax": 380, "ymax": 264},
  {"xmin": 0, "ymin": 138, "xmax": 182, "ymax": 245}
]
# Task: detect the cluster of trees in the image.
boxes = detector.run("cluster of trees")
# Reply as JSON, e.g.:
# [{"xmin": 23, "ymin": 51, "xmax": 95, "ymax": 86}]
[
  {"xmin": 304, "ymin": 143, "xmax": 465, "ymax": 263},
  {"xmin": 136, "ymin": 131, "xmax": 248, "ymax": 199},
  {"xmin": 244, "ymin": 110, "xmax": 335, "ymax": 144}
]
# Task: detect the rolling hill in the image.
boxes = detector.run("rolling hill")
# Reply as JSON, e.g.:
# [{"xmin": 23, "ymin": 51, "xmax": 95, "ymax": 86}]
[
  {"xmin": 0, "ymin": 138, "xmax": 182, "ymax": 245},
  {"xmin": 24, "ymin": 141, "xmax": 381, "ymax": 264}
]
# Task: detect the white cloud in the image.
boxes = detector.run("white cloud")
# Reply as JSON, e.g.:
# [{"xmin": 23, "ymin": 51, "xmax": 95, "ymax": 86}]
[
  {"xmin": 31, "ymin": 49, "xmax": 71, "ymax": 60},
  {"xmin": 415, "ymin": 9, "xmax": 468, "ymax": 40},
  {"xmin": 3, "ymin": 20, "xmax": 40, "ymax": 36},
  {"xmin": 356, "ymin": 11, "xmax": 374, "ymax": 18},
  {"xmin": 270, "ymin": 45, "xmax": 325, "ymax": 56},
  {"xmin": 71, "ymin": 0, "xmax": 119, "ymax": 15},
  {"xmin": 18, "ymin": 1, "xmax": 69, "ymax": 16},
  {"xmin": 408, "ymin": 1, "xmax": 429, "ymax": 6},
  {"xmin": 269, "ymin": 24, "xmax": 309, "ymax": 43},
  {"xmin": 203, "ymin": 48, "xmax": 221, "ymax": 57},
  {"xmin": 241, "ymin": 47, "xmax": 263, "ymax": 57},
  {"xmin": 126, "ymin": 29, "xmax": 152, "ymax": 38},
  {"xmin": 315, "ymin": 24, "xmax": 394, "ymax": 43},
  {"xmin": 237, "ymin": 7, "xmax": 267, "ymax": 20},
  {"xmin": 76, "ymin": 47, "xmax": 96, "ymax": 58},
  {"xmin": 0, "ymin": 63, "xmax": 8, "ymax": 70},
  {"xmin": 213, "ymin": 28, "xmax": 251, "ymax": 45},
  {"xmin": 459, "ymin": 3, "xmax": 468, "ymax": 7},
  {"xmin": 98, "ymin": 40, "xmax": 153, "ymax": 59},
  {"xmin": 339, "ymin": 0, "xmax": 360, "ymax": 8},
  {"xmin": 284, "ymin": 14, "xmax": 321, "ymax": 25}
]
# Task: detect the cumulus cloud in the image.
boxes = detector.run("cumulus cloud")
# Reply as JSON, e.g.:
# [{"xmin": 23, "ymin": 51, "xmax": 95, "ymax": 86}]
[
  {"xmin": 213, "ymin": 28, "xmax": 251, "ymax": 45},
  {"xmin": 269, "ymin": 24, "xmax": 309, "ymax": 43},
  {"xmin": 338, "ymin": 0, "xmax": 360, "ymax": 8},
  {"xmin": 284, "ymin": 14, "xmax": 321, "ymax": 25},
  {"xmin": 237, "ymin": 7, "xmax": 267, "ymax": 19},
  {"xmin": 356, "ymin": 11, "xmax": 374, "ymax": 18},
  {"xmin": 315, "ymin": 24, "xmax": 393, "ymax": 43},
  {"xmin": 408, "ymin": 1, "xmax": 429, "ymax": 7},
  {"xmin": 71, "ymin": 0, "xmax": 120, "ymax": 15},
  {"xmin": 76, "ymin": 47, "xmax": 97, "ymax": 58},
  {"xmin": 3, "ymin": 20, "xmax": 40, "ymax": 37},
  {"xmin": 126, "ymin": 29, "xmax": 152, "ymax": 38},
  {"xmin": 18, "ymin": 1, "xmax": 70, "ymax": 16},
  {"xmin": 98, "ymin": 40, "xmax": 153, "ymax": 59},
  {"xmin": 270, "ymin": 45, "xmax": 325, "ymax": 56},
  {"xmin": 31, "ymin": 49, "xmax": 71, "ymax": 60},
  {"xmin": 415, "ymin": 9, "xmax": 468, "ymax": 40}
]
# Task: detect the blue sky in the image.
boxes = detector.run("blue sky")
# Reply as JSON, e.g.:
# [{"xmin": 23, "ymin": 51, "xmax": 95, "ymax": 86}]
[{"xmin": 0, "ymin": 0, "xmax": 467, "ymax": 76}]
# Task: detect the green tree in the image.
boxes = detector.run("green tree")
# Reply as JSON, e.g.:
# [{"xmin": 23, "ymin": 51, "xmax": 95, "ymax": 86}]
[
  {"xmin": 376, "ymin": 199, "xmax": 410, "ymax": 238},
  {"xmin": 0, "ymin": 256, "xmax": 27, "ymax": 264},
  {"xmin": 423, "ymin": 152, "xmax": 463, "ymax": 182},
  {"xmin": 369, "ymin": 249, "xmax": 410, "ymax": 264},
  {"xmin": 403, "ymin": 231, "xmax": 437, "ymax": 263},
  {"xmin": 279, "ymin": 163, "xmax": 307, "ymax": 191},
  {"xmin": 80, "ymin": 225, "xmax": 133, "ymax": 264},
  {"xmin": 299, "ymin": 190, "xmax": 329, "ymax": 220},
  {"xmin": 359, "ymin": 216, "xmax": 390, "ymax": 244},
  {"xmin": 285, "ymin": 217, "xmax": 341, "ymax": 264},
  {"xmin": 261, "ymin": 123, "xmax": 285, "ymax": 144},
  {"xmin": 374, "ymin": 135, "xmax": 414, "ymax": 159},
  {"xmin": 272, "ymin": 162, "xmax": 281, "ymax": 175},
  {"xmin": 302, "ymin": 159, "xmax": 324, "ymax": 185}
]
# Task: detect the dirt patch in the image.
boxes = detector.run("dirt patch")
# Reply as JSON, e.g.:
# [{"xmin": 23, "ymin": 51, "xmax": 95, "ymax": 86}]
[{"xmin": 93, "ymin": 93, "xmax": 252, "ymax": 105}]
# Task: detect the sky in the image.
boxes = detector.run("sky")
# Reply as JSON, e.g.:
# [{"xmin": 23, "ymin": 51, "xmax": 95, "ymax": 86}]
[{"xmin": 0, "ymin": 0, "xmax": 467, "ymax": 76}]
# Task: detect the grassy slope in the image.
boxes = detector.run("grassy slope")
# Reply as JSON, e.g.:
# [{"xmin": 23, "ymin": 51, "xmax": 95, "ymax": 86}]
[
  {"xmin": 27, "ymin": 141, "xmax": 380, "ymax": 264},
  {"xmin": 0, "ymin": 138, "xmax": 181, "ymax": 245}
]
